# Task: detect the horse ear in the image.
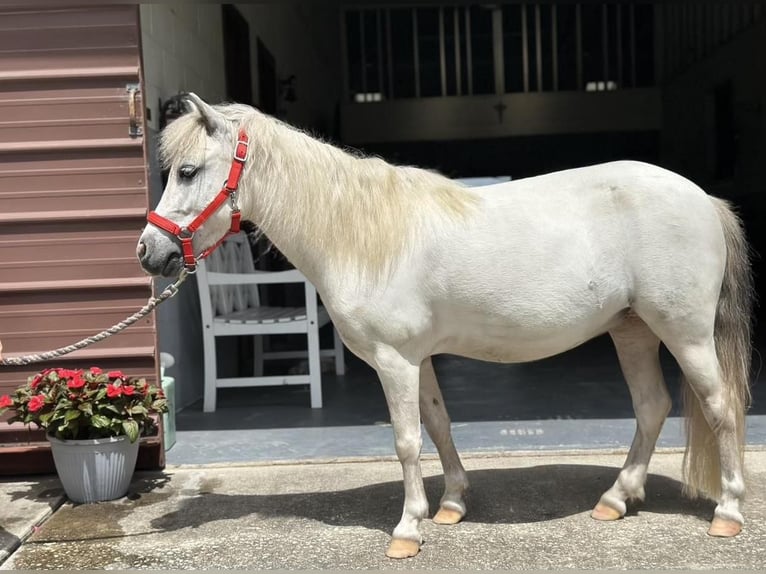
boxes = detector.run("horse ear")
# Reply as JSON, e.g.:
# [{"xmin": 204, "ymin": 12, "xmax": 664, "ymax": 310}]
[{"xmin": 183, "ymin": 92, "xmax": 225, "ymax": 136}]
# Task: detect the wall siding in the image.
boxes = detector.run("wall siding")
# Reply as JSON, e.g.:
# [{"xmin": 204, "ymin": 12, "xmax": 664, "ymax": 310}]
[{"xmin": 0, "ymin": 5, "xmax": 161, "ymax": 472}]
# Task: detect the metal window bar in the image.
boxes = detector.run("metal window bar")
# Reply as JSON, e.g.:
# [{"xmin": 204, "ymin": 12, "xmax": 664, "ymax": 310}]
[
  {"xmin": 696, "ymin": 4, "xmax": 703, "ymax": 61},
  {"xmin": 492, "ymin": 6, "xmax": 505, "ymax": 95},
  {"xmin": 412, "ymin": 8, "xmax": 420, "ymax": 98},
  {"xmin": 602, "ymin": 4, "xmax": 608, "ymax": 88},
  {"xmin": 439, "ymin": 7, "xmax": 447, "ymax": 96},
  {"xmin": 359, "ymin": 10, "xmax": 367, "ymax": 97},
  {"xmin": 465, "ymin": 6, "xmax": 473, "ymax": 95},
  {"xmin": 535, "ymin": 4, "xmax": 542, "ymax": 91},
  {"xmin": 653, "ymin": 3, "xmax": 662, "ymax": 86},
  {"xmin": 522, "ymin": 3, "xmax": 529, "ymax": 92},
  {"xmin": 454, "ymin": 6, "xmax": 462, "ymax": 96},
  {"xmin": 552, "ymin": 4, "xmax": 558, "ymax": 92},
  {"xmin": 386, "ymin": 9, "xmax": 393, "ymax": 99},
  {"xmin": 377, "ymin": 9, "xmax": 384, "ymax": 99},
  {"xmin": 575, "ymin": 3, "xmax": 582, "ymax": 90},
  {"xmin": 630, "ymin": 4, "xmax": 636, "ymax": 88},
  {"xmin": 340, "ymin": 9, "xmax": 350, "ymax": 102},
  {"xmin": 616, "ymin": 3, "xmax": 623, "ymax": 87}
]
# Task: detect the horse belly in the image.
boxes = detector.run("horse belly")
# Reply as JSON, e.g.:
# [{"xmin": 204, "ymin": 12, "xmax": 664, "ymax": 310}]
[{"xmin": 432, "ymin": 304, "xmax": 626, "ymax": 363}]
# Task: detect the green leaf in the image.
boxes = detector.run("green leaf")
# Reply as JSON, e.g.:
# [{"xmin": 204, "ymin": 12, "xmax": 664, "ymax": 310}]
[
  {"xmin": 39, "ymin": 412, "xmax": 55, "ymax": 424},
  {"xmin": 122, "ymin": 419, "xmax": 140, "ymax": 443},
  {"xmin": 151, "ymin": 399, "xmax": 168, "ymax": 413},
  {"xmin": 129, "ymin": 405, "xmax": 148, "ymax": 416},
  {"xmin": 78, "ymin": 402, "xmax": 93, "ymax": 416},
  {"xmin": 65, "ymin": 409, "xmax": 81, "ymax": 421},
  {"xmin": 90, "ymin": 414, "xmax": 111, "ymax": 429}
]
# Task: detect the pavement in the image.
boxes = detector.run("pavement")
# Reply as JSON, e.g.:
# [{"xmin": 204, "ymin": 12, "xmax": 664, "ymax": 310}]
[{"xmin": 2, "ymin": 448, "xmax": 766, "ymax": 570}]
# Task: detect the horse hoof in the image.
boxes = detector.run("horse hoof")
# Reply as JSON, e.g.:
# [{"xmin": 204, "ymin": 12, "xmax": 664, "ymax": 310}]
[
  {"xmin": 433, "ymin": 507, "xmax": 464, "ymax": 525},
  {"xmin": 591, "ymin": 502, "xmax": 623, "ymax": 521},
  {"xmin": 386, "ymin": 538, "xmax": 420, "ymax": 559},
  {"xmin": 708, "ymin": 517, "xmax": 742, "ymax": 537}
]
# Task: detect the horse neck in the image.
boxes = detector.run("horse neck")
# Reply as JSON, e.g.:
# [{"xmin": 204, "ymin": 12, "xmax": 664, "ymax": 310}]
[
  {"xmin": 237, "ymin": 117, "xmax": 479, "ymax": 290},
  {"xmin": 240, "ymin": 123, "xmax": 381, "ymax": 283}
]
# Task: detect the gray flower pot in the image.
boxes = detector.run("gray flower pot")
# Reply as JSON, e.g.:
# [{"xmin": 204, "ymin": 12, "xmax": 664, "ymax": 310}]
[{"xmin": 48, "ymin": 435, "xmax": 140, "ymax": 503}]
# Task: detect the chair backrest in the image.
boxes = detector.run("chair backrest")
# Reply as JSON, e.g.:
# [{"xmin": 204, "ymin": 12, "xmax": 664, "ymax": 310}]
[{"xmin": 197, "ymin": 233, "xmax": 260, "ymax": 321}]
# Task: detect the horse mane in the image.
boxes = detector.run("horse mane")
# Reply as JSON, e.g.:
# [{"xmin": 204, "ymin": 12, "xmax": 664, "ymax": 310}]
[{"xmin": 160, "ymin": 103, "xmax": 479, "ymax": 277}]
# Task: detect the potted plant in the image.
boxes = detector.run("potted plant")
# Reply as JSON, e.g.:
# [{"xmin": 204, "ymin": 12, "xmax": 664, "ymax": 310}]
[{"xmin": 0, "ymin": 367, "xmax": 168, "ymax": 503}]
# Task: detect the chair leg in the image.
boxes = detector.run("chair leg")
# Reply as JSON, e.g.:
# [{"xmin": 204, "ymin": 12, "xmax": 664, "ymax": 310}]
[
  {"xmin": 307, "ymin": 323, "xmax": 323, "ymax": 408},
  {"xmin": 253, "ymin": 335, "xmax": 264, "ymax": 377},
  {"xmin": 333, "ymin": 327, "xmax": 345, "ymax": 375},
  {"xmin": 202, "ymin": 331, "xmax": 217, "ymax": 413}
]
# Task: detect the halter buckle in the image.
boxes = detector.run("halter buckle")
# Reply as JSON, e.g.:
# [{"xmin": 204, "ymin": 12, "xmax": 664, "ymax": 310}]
[{"xmin": 234, "ymin": 139, "xmax": 249, "ymax": 162}]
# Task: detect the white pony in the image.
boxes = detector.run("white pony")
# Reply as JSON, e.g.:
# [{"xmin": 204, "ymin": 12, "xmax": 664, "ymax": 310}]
[{"xmin": 137, "ymin": 94, "xmax": 753, "ymax": 558}]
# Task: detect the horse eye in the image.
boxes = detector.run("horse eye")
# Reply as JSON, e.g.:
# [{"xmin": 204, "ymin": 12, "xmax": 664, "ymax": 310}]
[{"xmin": 178, "ymin": 165, "xmax": 199, "ymax": 180}]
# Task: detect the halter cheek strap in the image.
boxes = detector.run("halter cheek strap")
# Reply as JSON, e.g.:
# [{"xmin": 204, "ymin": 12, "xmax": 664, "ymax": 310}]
[{"xmin": 146, "ymin": 129, "xmax": 249, "ymax": 273}]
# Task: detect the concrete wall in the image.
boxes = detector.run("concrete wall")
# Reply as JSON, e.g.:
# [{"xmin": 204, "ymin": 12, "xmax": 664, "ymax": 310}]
[
  {"xmin": 140, "ymin": 4, "xmax": 227, "ymax": 131},
  {"xmin": 235, "ymin": 3, "xmax": 342, "ymax": 136},
  {"xmin": 140, "ymin": 4, "xmax": 227, "ymax": 411},
  {"xmin": 660, "ymin": 17, "xmax": 765, "ymax": 201},
  {"xmin": 342, "ymin": 88, "xmax": 661, "ymax": 144},
  {"xmin": 139, "ymin": 3, "xmax": 342, "ymax": 409},
  {"xmin": 660, "ymin": 16, "xmax": 766, "ymax": 322}
]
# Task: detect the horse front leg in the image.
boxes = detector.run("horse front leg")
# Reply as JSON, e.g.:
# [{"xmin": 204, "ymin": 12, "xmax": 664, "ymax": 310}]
[
  {"xmin": 419, "ymin": 357, "xmax": 469, "ymax": 524},
  {"xmin": 375, "ymin": 347, "xmax": 428, "ymax": 559}
]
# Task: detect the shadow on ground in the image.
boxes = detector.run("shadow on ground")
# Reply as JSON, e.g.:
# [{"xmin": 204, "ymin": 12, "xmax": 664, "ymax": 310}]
[{"xmin": 144, "ymin": 464, "xmax": 714, "ymax": 534}]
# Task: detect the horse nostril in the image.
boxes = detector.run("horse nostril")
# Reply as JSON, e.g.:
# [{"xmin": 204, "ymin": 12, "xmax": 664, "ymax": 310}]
[{"xmin": 136, "ymin": 241, "xmax": 147, "ymax": 259}]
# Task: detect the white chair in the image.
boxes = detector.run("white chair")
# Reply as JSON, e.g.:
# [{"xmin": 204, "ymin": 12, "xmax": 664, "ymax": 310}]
[{"xmin": 196, "ymin": 232, "xmax": 344, "ymax": 411}]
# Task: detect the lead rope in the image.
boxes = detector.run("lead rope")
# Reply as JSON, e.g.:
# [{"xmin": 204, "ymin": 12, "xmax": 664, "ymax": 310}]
[{"xmin": 0, "ymin": 272, "xmax": 189, "ymax": 367}]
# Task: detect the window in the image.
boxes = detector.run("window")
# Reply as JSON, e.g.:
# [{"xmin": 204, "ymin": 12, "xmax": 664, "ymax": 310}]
[{"xmin": 344, "ymin": 3, "xmax": 656, "ymax": 102}]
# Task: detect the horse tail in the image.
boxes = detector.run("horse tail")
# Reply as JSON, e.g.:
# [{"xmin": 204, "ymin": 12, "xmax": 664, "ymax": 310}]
[{"xmin": 682, "ymin": 197, "xmax": 754, "ymax": 498}]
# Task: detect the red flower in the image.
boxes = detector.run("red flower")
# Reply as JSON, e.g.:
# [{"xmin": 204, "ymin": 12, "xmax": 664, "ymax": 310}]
[
  {"xmin": 0, "ymin": 395, "xmax": 12, "ymax": 408},
  {"xmin": 30, "ymin": 374, "xmax": 43, "ymax": 389},
  {"xmin": 67, "ymin": 373, "xmax": 85, "ymax": 389},
  {"xmin": 122, "ymin": 385, "xmax": 136, "ymax": 396},
  {"xmin": 28, "ymin": 395, "xmax": 46, "ymax": 412},
  {"xmin": 68, "ymin": 393, "xmax": 78, "ymax": 401},
  {"xmin": 107, "ymin": 371, "xmax": 124, "ymax": 380},
  {"xmin": 106, "ymin": 384, "xmax": 122, "ymax": 398},
  {"xmin": 89, "ymin": 367, "xmax": 103, "ymax": 375},
  {"xmin": 57, "ymin": 368, "xmax": 76, "ymax": 378}
]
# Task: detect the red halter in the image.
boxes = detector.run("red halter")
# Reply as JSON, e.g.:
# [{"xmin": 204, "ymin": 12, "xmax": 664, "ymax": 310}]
[{"xmin": 146, "ymin": 130, "xmax": 249, "ymax": 273}]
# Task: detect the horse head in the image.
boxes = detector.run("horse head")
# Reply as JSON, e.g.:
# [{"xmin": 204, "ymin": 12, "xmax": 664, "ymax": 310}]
[{"xmin": 137, "ymin": 93, "xmax": 246, "ymax": 277}]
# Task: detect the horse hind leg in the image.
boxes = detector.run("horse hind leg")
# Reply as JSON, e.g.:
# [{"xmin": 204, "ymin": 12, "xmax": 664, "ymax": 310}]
[
  {"xmin": 663, "ymin": 336, "xmax": 747, "ymax": 537},
  {"xmin": 419, "ymin": 357, "xmax": 469, "ymax": 525},
  {"xmin": 593, "ymin": 315, "xmax": 671, "ymax": 521}
]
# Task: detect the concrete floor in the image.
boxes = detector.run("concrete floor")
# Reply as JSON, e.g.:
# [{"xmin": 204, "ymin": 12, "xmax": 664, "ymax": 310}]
[{"xmin": 3, "ymin": 450, "xmax": 766, "ymax": 570}]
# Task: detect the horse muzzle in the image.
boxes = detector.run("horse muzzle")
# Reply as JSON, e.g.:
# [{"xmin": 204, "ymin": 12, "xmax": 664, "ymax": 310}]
[{"xmin": 136, "ymin": 230, "xmax": 184, "ymax": 278}]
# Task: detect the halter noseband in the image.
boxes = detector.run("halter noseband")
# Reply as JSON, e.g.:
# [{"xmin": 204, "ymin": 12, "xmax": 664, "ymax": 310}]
[{"xmin": 146, "ymin": 129, "xmax": 249, "ymax": 273}]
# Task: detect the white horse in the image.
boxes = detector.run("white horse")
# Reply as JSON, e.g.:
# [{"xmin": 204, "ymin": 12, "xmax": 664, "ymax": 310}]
[{"xmin": 137, "ymin": 94, "xmax": 753, "ymax": 558}]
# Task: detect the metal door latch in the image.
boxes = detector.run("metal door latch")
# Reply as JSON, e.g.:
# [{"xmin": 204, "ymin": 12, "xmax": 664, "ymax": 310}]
[{"xmin": 126, "ymin": 83, "xmax": 143, "ymax": 137}]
